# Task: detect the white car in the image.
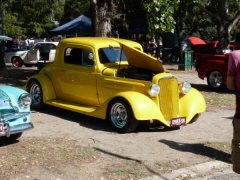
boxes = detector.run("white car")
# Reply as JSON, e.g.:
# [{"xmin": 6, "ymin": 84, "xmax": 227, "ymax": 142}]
[{"xmin": 5, "ymin": 42, "xmax": 59, "ymax": 67}]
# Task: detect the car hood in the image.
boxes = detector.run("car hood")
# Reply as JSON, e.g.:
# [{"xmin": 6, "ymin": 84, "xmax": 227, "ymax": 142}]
[
  {"xmin": 188, "ymin": 37, "xmax": 206, "ymax": 45},
  {"xmin": 113, "ymin": 39, "xmax": 164, "ymax": 73},
  {"xmin": 0, "ymin": 88, "xmax": 10, "ymax": 100},
  {"xmin": 0, "ymin": 88, "xmax": 12, "ymax": 110}
]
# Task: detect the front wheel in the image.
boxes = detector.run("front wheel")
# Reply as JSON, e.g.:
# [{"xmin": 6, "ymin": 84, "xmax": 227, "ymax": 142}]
[
  {"xmin": 27, "ymin": 80, "xmax": 45, "ymax": 109},
  {"xmin": 207, "ymin": 70, "xmax": 225, "ymax": 90},
  {"xmin": 12, "ymin": 57, "xmax": 23, "ymax": 67},
  {"xmin": 107, "ymin": 98, "xmax": 139, "ymax": 133}
]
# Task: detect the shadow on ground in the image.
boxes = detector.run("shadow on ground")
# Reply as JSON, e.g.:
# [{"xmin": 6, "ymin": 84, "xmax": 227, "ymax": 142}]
[
  {"xmin": 159, "ymin": 139, "xmax": 231, "ymax": 163},
  {"xmin": 0, "ymin": 66, "xmax": 37, "ymax": 87}
]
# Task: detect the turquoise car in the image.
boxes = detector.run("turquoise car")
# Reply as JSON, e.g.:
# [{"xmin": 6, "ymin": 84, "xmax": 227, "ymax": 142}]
[{"xmin": 0, "ymin": 86, "xmax": 33, "ymax": 140}]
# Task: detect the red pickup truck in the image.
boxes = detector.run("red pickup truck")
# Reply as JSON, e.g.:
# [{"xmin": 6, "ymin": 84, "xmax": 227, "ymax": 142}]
[{"xmin": 188, "ymin": 37, "xmax": 236, "ymax": 90}]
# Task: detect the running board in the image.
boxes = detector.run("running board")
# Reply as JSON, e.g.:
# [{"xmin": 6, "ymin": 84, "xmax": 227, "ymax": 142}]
[{"xmin": 46, "ymin": 99, "xmax": 97, "ymax": 114}]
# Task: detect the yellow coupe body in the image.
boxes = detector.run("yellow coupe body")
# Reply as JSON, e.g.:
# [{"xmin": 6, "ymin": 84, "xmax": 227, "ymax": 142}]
[{"xmin": 24, "ymin": 37, "xmax": 206, "ymax": 133}]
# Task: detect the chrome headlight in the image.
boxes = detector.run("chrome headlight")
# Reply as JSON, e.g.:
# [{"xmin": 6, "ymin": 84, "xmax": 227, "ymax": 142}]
[
  {"xmin": 179, "ymin": 81, "xmax": 191, "ymax": 94},
  {"xmin": 18, "ymin": 93, "xmax": 32, "ymax": 109},
  {"xmin": 149, "ymin": 84, "xmax": 160, "ymax": 97}
]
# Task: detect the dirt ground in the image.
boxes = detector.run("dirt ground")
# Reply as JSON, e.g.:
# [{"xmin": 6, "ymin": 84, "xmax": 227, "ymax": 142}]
[{"xmin": 0, "ymin": 63, "xmax": 238, "ymax": 180}]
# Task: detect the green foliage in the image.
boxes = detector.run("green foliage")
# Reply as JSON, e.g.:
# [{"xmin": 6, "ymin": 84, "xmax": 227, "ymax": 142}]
[
  {"xmin": 3, "ymin": 0, "xmax": 65, "ymax": 39},
  {"xmin": 4, "ymin": 13, "xmax": 24, "ymax": 38},
  {"xmin": 114, "ymin": 0, "xmax": 147, "ymax": 29},
  {"xmin": 142, "ymin": 0, "xmax": 179, "ymax": 34},
  {"xmin": 1, "ymin": 0, "xmax": 240, "ymax": 45},
  {"xmin": 183, "ymin": 2, "xmax": 217, "ymax": 41},
  {"xmin": 60, "ymin": 0, "xmax": 89, "ymax": 25},
  {"xmin": 141, "ymin": 0, "xmax": 240, "ymax": 45},
  {"xmin": 113, "ymin": 0, "xmax": 147, "ymax": 38}
]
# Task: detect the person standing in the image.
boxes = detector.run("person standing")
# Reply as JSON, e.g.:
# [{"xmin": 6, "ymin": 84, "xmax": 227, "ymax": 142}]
[
  {"xmin": 25, "ymin": 38, "xmax": 30, "ymax": 50},
  {"xmin": 12, "ymin": 37, "xmax": 18, "ymax": 49},
  {"xmin": 227, "ymin": 50, "xmax": 240, "ymax": 174}
]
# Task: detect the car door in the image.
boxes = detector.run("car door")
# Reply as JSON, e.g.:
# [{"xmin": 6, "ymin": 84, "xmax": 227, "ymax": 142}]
[
  {"xmin": 51, "ymin": 47, "xmax": 99, "ymax": 106},
  {"xmin": 49, "ymin": 43, "xmax": 57, "ymax": 62},
  {"xmin": 26, "ymin": 43, "xmax": 40, "ymax": 62}
]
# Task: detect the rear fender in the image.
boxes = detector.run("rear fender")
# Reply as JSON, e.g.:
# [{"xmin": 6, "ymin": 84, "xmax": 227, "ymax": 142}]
[
  {"xmin": 24, "ymin": 74, "xmax": 56, "ymax": 102},
  {"xmin": 198, "ymin": 59, "xmax": 227, "ymax": 80}
]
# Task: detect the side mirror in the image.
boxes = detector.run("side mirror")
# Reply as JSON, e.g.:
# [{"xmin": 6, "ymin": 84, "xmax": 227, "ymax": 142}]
[{"xmin": 88, "ymin": 53, "xmax": 94, "ymax": 61}]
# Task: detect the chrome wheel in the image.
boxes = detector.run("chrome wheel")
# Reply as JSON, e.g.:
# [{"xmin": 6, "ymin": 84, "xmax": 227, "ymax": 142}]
[
  {"xmin": 110, "ymin": 102, "xmax": 128, "ymax": 128},
  {"xmin": 207, "ymin": 70, "xmax": 224, "ymax": 89},
  {"xmin": 27, "ymin": 80, "xmax": 45, "ymax": 109},
  {"xmin": 108, "ymin": 98, "xmax": 138, "ymax": 133},
  {"xmin": 30, "ymin": 83, "xmax": 41, "ymax": 105}
]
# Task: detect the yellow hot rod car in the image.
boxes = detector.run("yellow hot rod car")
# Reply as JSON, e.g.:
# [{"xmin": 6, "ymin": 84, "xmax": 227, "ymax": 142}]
[{"xmin": 23, "ymin": 37, "xmax": 206, "ymax": 133}]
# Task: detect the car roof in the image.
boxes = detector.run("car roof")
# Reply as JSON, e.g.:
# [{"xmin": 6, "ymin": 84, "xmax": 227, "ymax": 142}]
[
  {"xmin": 59, "ymin": 37, "xmax": 163, "ymax": 73},
  {"xmin": 35, "ymin": 42, "xmax": 59, "ymax": 46},
  {"xmin": 60, "ymin": 37, "xmax": 142, "ymax": 50}
]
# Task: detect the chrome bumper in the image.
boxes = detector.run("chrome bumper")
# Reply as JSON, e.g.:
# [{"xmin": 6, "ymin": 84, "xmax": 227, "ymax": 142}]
[
  {"xmin": 0, "ymin": 112, "xmax": 33, "ymax": 137},
  {"xmin": 0, "ymin": 122, "xmax": 33, "ymax": 137}
]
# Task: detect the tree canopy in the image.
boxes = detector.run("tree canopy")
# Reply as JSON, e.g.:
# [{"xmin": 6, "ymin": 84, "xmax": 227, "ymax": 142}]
[{"xmin": 1, "ymin": 0, "xmax": 240, "ymax": 47}]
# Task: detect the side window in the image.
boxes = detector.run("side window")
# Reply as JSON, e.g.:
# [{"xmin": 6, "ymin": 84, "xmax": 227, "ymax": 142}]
[
  {"xmin": 50, "ymin": 44, "xmax": 57, "ymax": 50},
  {"xmin": 64, "ymin": 47, "xmax": 94, "ymax": 66},
  {"xmin": 34, "ymin": 44, "xmax": 41, "ymax": 49}
]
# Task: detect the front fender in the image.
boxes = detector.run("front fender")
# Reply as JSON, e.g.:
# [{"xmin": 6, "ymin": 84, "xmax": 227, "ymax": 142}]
[
  {"xmin": 179, "ymin": 88, "xmax": 206, "ymax": 123},
  {"xmin": 23, "ymin": 74, "xmax": 56, "ymax": 102},
  {"xmin": 85, "ymin": 91, "xmax": 164, "ymax": 120}
]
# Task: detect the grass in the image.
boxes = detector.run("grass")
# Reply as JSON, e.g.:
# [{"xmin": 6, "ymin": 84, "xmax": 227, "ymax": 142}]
[
  {"xmin": 0, "ymin": 137, "xmax": 98, "ymax": 179},
  {"xmin": 103, "ymin": 159, "xmax": 151, "ymax": 180},
  {"xmin": 10, "ymin": 138, "xmax": 227, "ymax": 180},
  {"xmin": 0, "ymin": 137, "xmax": 152, "ymax": 180},
  {"xmin": 202, "ymin": 91, "xmax": 235, "ymax": 112}
]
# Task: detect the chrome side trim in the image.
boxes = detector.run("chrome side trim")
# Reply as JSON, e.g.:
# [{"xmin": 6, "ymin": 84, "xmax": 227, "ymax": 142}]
[{"xmin": 1, "ymin": 112, "xmax": 30, "ymax": 121}]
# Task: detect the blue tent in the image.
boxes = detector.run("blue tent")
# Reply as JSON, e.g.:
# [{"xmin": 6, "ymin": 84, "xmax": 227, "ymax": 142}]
[{"xmin": 50, "ymin": 15, "xmax": 92, "ymax": 36}]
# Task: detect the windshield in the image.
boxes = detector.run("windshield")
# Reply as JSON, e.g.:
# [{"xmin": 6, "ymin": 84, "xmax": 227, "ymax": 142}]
[{"xmin": 98, "ymin": 47, "xmax": 127, "ymax": 64}]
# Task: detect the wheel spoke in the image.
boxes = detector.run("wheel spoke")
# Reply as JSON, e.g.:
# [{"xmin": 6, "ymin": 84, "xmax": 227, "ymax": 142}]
[
  {"xmin": 111, "ymin": 103, "xmax": 127, "ymax": 128},
  {"xmin": 30, "ymin": 84, "xmax": 41, "ymax": 105},
  {"xmin": 209, "ymin": 71, "xmax": 223, "ymax": 88}
]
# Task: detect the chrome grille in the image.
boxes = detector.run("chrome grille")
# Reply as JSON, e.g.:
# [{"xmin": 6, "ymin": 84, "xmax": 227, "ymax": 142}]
[{"xmin": 158, "ymin": 77, "xmax": 179, "ymax": 120}]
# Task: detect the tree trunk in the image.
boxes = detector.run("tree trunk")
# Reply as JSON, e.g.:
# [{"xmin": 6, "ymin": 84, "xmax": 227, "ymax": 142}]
[
  {"xmin": 89, "ymin": 0, "xmax": 112, "ymax": 37},
  {"xmin": 217, "ymin": 22, "xmax": 230, "ymax": 50},
  {"xmin": 217, "ymin": 0, "xmax": 229, "ymax": 50}
]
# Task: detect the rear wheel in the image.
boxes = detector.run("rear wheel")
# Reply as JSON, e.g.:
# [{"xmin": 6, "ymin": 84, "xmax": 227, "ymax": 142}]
[
  {"xmin": 171, "ymin": 54, "xmax": 179, "ymax": 62},
  {"xmin": 207, "ymin": 70, "xmax": 225, "ymax": 90},
  {"xmin": 27, "ymin": 80, "xmax": 45, "ymax": 109},
  {"xmin": 107, "ymin": 98, "xmax": 139, "ymax": 133},
  {"xmin": 12, "ymin": 57, "xmax": 23, "ymax": 67}
]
